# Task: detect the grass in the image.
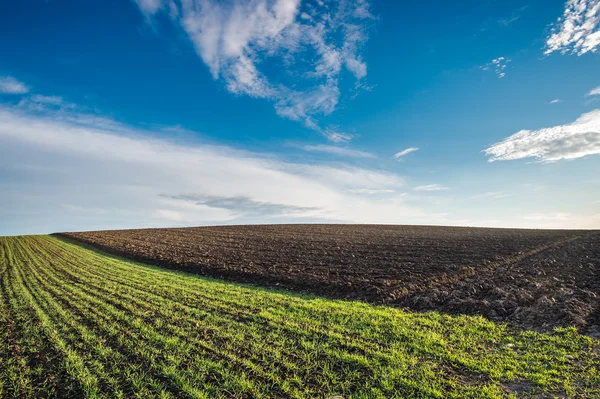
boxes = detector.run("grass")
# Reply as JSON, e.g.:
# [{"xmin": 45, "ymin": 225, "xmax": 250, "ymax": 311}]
[{"xmin": 0, "ymin": 235, "xmax": 598, "ymax": 398}]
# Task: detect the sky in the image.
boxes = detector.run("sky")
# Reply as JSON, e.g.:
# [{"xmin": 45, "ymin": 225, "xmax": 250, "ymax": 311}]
[{"xmin": 0, "ymin": 0, "xmax": 599, "ymax": 235}]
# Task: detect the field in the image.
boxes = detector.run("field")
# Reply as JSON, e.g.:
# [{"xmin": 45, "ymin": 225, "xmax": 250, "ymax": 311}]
[
  {"xmin": 1, "ymin": 235, "xmax": 599, "ymax": 398},
  {"xmin": 59, "ymin": 225, "xmax": 600, "ymax": 333}
]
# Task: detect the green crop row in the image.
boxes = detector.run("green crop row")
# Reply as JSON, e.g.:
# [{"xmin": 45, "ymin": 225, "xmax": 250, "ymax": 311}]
[{"xmin": 0, "ymin": 236, "xmax": 598, "ymax": 398}]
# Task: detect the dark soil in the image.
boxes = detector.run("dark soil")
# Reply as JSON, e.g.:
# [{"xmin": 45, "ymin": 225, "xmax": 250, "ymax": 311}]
[{"xmin": 55, "ymin": 224, "xmax": 600, "ymax": 334}]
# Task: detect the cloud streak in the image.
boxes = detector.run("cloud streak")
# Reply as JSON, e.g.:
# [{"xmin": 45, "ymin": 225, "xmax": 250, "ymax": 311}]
[
  {"xmin": 484, "ymin": 109, "xmax": 600, "ymax": 162},
  {"xmin": 393, "ymin": 147, "xmax": 419, "ymax": 161},
  {"xmin": 414, "ymin": 184, "xmax": 448, "ymax": 192},
  {"xmin": 349, "ymin": 188, "xmax": 395, "ymax": 194},
  {"xmin": 470, "ymin": 191, "xmax": 513, "ymax": 200},
  {"xmin": 164, "ymin": 194, "xmax": 320, "ymax": 217},
  {"xmin": 134, "ymin": 0, "xmax": 374, "ymax": 141},
  {"xmin": 587, "ymin": 85, "xmax": 600, "ymax": 96},
  {"xmin": 522, "ymin": 212, "xmax": 600, "ymax": 229},
  {"xmin": 30, "ymin": 95, "xmax": 64, "ymax": 105},
  {"xmin": 497, "ymin": 5, "xmax": 528, "ymax": 27},
  {"xmin": 0, "ymin": 76, "xmax": 29, "ymax": 94}
]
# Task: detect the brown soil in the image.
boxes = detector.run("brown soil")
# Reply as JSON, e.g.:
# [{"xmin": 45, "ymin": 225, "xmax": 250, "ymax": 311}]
[{"xmin": 55, "ymin": 224, "xmax": 600, "ymax": 334}]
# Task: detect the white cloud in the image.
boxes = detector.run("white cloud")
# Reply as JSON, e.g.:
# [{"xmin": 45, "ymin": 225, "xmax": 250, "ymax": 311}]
[
  {"xmin": 0, "ymin": 104, "xmax": 453, "ymax": 233},
  {"xmin": 470, "ymin": 191, "xmax": 513, "ymax": 199},
  {"xmin": 301, "ymin": 144, "xmax": 375, "ymax": 158},
  {"xmin": 134, "ymin": 0, "xmax": 167, "ymax": 15},
  {"xmin": 135, "ymin": 0, "xmax": 373, "ymax": 139},
  {"xmin": 414, "ymin": 184, "xmax": 449, "ymax": 192},
  {"xmin": 16, "ymin": 93, "xmax": 78, "ymax": 112},
  {"xmin": 545, "ymin": 0, "xmax": 600, "ymax": 55},
  {"xmin": 497, "ymin": 5, "xmax": 528, "ymax": 27},
  {"xmin": 585, "ymin": 97, "xmax": 599, "ymax": 106},
  {"xmin": 503, "ymin": 211, "xmax": 600, "ymax": 229},
  {"xmin": 524, "ymin": 212, "xmax": 574, "ymax": 221},
  {"xmin": 275, "ymin": 82, "xmax": 340, "ymax": 121},
  {"xmin": 549, "ymin": 98, "xmax": 562, "ymax": 104},
  {"xmin": 291, "ymin": 164, "xmax": 404, "ymax": 192},
  {"xmin": 30, "ymin": 95, "xmax": 64, "ymax": 105},
  {"xmin": 484, "ymin": 109, "xmax": 600, "ymax": 162},
  {"xmin": 349, "ymin": 188, "xmax": 395, "ymax": 194},
  {"xmin": 587, "ymin": 85, "xmax": 600, "ymax": 96},
  {"xmin": 480, "ymin": 57, "xmax": 510, "ymax": 78},
  {"xmin": 393, "ymin": 147, "xmax": 419, "ymax": 160},
  {"xmin": 323, "ymin": 129, "xmax": 353, "ymax": 144},
  {"xmin": 522, "ymin": 212, "xmax": 600, "ymax": 228},
  {"xmin": 0, "ymin": 76, "xmax": 29, "ymax": 94}
]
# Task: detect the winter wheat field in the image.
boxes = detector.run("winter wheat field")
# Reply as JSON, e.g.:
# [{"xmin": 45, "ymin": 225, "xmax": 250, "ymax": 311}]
[{"xmin": 0, "ymin": 225, "xmax": 598, "ymax": 398}]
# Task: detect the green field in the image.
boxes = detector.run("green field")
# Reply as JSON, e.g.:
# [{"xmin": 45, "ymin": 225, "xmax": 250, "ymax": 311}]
[{"xmin": 0, "ymin": 236, "xmax": 598, "ymax": 398}]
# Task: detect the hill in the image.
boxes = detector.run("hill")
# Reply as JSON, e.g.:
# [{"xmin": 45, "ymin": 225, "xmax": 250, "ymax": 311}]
[
  {"xmin": 58, "ymin": 225, "xmax": 600, "ymax": 334},
  {"xmin": 1, "ymin": 235, "xmax": 599, "ymax": 398}
]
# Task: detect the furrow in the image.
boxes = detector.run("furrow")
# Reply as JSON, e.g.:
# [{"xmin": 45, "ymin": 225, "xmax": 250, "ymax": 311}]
[
  {"xmin": 45, "ymin": 237, "xmax": 402, "ymax": 355},
  {"xmin": 18, "ymin": 237, "xmax": 227, "ymax": 399},
  {"xmin": 40, "ymin": 237, "xmax": 396, "ymax": 381},
  {"xmin": 14, "ymin": 237, "xmax": 179, "ymax": 398},
  {"xmin": 39, "ymin": 236, "xmax": 387, "ymax": 396},
  {"xmin": 6, "ymin": 237, "xmax": 97, "ymax": 398},
  {"xmin": 24, "ymin": 237, "xmax": 291, "ymax": 399},
  {"xmin": 385, "ymin": 234, "xmax": 585, "ymax": 303}
]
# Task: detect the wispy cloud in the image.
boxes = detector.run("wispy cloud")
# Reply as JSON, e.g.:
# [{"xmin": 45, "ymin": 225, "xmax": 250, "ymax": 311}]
[
  {"xmin": 301, "ymin": 144, "xmax": 375, "ymax": 158},
  {"xmin": 521, "ymin": 212, "xmax": 600, "ymax": 229},
  {"xmin": 348, "ymin": 188, "xmax": 395, "ymax": 194},
  {"xmin": 549, "ymin": 98, "xmax": 562, "ymax": 104},
  {"xmin": 497, "ymin": 5, "xmax": 528, "ymax": 27},
  {"xmin": 321, "ymin": 128, "xmax": 353, "ymax": 144},
  {"xmin": 470, "ymin": 191, "xmax": 513, "ymax": 199},
  {"xmin": 0, "ymin": 76, "xmax": 29, "ymax": 94},
  {"xmin": 522, "ymin": 183, "xmax": 545, "ymax": 192},
  {"xmin": 30, "ymin": 95, "xmax": 64, "ymax": 105},
  {"xmin": 0, "ymin": 102, "xmax": 449, "ymax": 232},
  {"xmin": 163, "ymin": 194, "xmax": 320, "ymax": 217},
  {"xmin": 134, "ymin": 0, "xmax": 374, "ymax": 142},
  {"xmin": 545, "ymin": 0, "xmax": 600, "ymax": 55},
  {"xmin": 484, "ymin": 109, "xmax": 600, "ymax": 162},
  {"xmin": 585, "ymin": 97, "xmax": 599, "ymax": 106},
  {"xmin": 17, "ymin": 94, "xmax": 76, "ymax": 112},
  {"xmin": 393, "ymin": 147, "xmax": 419, "ymax": 161},
  {"xmin": 135, "ymin": 0, "xmax": 168, "ymax": 16},
  {"xmin": 414, "ymin": 184, "xmax": 449, "ymax": 192},
  {"xmin": 480, "ymin": 57, "xmax": 510, "ymax": 78},
  {"xmin": 524, "ymin": 212, "xmax": 575, "ymax": 221},
  {"xmin": 587, "ymin": 85, "xmax": 600, "ymax": 96}
]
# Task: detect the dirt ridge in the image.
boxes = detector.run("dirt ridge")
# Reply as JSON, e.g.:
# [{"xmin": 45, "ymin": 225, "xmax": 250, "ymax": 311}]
[{"xmin": 386, "ymin": 234, "xmax": 585, "ymax": 303}]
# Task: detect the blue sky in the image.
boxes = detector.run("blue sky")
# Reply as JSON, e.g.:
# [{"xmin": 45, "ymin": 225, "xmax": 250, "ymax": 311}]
[{"xmin": 1, "ymin": 0, "xmax": 599, "ymax": 235}]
